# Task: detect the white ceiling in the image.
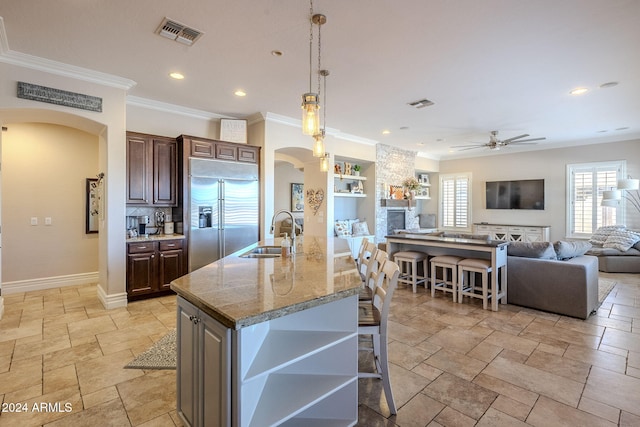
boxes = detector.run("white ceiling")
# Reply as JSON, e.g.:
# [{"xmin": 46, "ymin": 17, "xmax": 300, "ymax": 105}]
[{"xmin": 1, "ymin": 0, "xmax": 639, "ymax": 160}]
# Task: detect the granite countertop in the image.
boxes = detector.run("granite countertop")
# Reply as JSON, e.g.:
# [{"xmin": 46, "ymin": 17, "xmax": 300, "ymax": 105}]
[
  {"xmin": 126, "ymin": 234, "xmax": 185, "ymax": 242},
  {"xmin": 170, "ymin": 237, "xmax": 362, "ymax": 330},
  {"xmin": 386, "ymin": 233, "xmax": 509, "ymax": 248}
]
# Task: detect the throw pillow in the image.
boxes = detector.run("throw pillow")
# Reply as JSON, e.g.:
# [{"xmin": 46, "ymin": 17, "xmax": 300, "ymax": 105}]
[
  {"xmin": 352, "ymin": 221, "xmax": 370, "ymax": 236},
  {"xmin": 334, "ymin": 220, "xmax": 351, "ymax": 237},
  {"xmin": 553, "ymin": 240, "xmax": 592, "ymax": 260},
  {"xmin": 589, "ymin": 225, "xmax": 626, "ymax": 245},
  {"xmin": 507, "ymin": 241, "xmax": 557, "ymax": 259},
  {"xmin": 603, "ymin": 229, "xmax": 640, "ymax": 252}
]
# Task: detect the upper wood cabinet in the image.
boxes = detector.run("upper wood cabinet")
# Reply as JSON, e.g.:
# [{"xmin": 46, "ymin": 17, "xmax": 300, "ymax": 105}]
[
  {"xmin": 180, "ymin": 135, "xmax": 259, "ymax": 164},
  {"xmin": 127, "ymin": 132, "xmax": 178, "ymax": 206}
]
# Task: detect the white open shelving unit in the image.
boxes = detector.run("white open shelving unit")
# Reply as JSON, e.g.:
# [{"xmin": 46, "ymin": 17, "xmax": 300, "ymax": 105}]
[
  {"xmin": 236, "ymin": 295, "xmax": 358, "ymax": 427},
  {"xmin": 334, "ymin": 173, "xmax": 367, "ymax": 198}
]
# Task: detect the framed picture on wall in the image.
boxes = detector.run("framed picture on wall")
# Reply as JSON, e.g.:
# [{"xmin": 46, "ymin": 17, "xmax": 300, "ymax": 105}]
[
  {"xmin": 291, "ymin": 183, "xmax": 304, "ymax": 212},
  {"xmin": 86, "ymin": 178, "xmax": 99, "ymax": 233}
]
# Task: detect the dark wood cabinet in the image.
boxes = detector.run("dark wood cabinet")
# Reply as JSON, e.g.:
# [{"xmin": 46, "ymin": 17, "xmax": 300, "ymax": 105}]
[
  {"xmin": 180, "ymin": 135, "xmax": 259, "ymax": 164},
  {"xmin": 127, "ymin": 239, "xmax": 184, "ymax": 300},
  {"xmin": 127, "ymin": 132, "xmax": 178, "ymax": 206}
]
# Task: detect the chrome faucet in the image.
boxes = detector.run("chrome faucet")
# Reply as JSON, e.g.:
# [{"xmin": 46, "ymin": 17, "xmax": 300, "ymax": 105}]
[{"xmin": 270, "ymin": 209, "xmax": 298, "ymax": 253}]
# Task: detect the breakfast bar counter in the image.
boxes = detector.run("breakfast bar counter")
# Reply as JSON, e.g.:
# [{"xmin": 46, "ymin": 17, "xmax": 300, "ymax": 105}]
[
  {"xmin": 386, "ymin": 233, "xmax": 509, "ymax": 311},
  {"xmin": 171, "ymin": 237, "xmax": 361, "ymax": 427}
]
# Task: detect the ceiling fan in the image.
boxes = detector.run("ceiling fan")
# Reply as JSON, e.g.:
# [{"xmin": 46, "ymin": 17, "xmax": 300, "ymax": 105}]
[{"xmin": 453, "ymin": 131, "xmax": 546, "ymax": 151}]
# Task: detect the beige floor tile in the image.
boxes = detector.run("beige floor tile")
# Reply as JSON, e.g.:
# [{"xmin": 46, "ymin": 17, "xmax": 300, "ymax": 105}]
[
  {"xmin": 482, "ymin": 330, "xmax": 538, "ymax": 356},
  {"xmin": 466, "ymin": 341, "xmax": 503, "ymax": 363},
  {"xmin": 0, "ymin": 385, "xmax": 81, "ymax": 427},
  {"xmin": 524, "ymin": 349, "xmax": 590, "ymax": 383},
  {"xmin": 387, "ymin": 320, "xmax": 435, "ymax": 346},
  {"xmin": 43, "ymin": 310, "xmax": 89, "ymax": 328},
  {"xmin": 427, "ymin": 326, "xmax": 486, "ymax": 354},
  {"xmin": 563, "ymin": 343, "xmax": 627, "ymax": 373},
  {"xmin": 412, "ymin": 362, "xmax": 443, "ymax": 381},
  {"xmin": 611, "ymin": 304, "xmax": 640, "ymax": 320},
  {"xmin": 12, "ymin": 335, "xmax": 72, "ymax": 361},
  {"xmin": 629, "ymin": 350, "xmax": 640, "ymax": 369},
  {"xmin": 395, "ymin": 393, "xmax": 444, "ymax": 427},
  {"xmin": 0, "ymin": 357, "xmax": 43, "ymax": 395},
  {"xmin": 578, "ymin": 395, "xmax": 621, "ymax": 424},
  {"xmin": 423, "ymin": 372, "xmax": 497, "ymax": 420},
  {"xmin": 586, "ymin": 314, "xmax": 633, "ymax": 332},
  {"xmin": 76, "ymin": 349, "xmax": 144, "ymax": 395},
  {"xmin": 473, "ymin": 374, "xmax": 538, "ymax": 408},
  {"xmin": 482, "ymin": 357, "xmax": 583, "ymax": 407},
  {"xmin": 476, "ymin": 407, "xmax": 529, "ymax": 426},
  {"xmin": 433, "ymin": 405, "xmax": 477, "ymax": 426},
  {"xmin": 621, "ymin": 411, "xmax": 640, "ymax": 426},
  {"xmin": 42, "ymin": 341, "xmax": 104, "ymax": 372},
  {"xmin": 137, "ymin": 413, "xmax": 179, "ymax": 427},
  {"xmin": 43, "ymin": 364, "xmax": 78, "ymax": 394},
  {"xmin": 520, "ymin": 321, "xmax": 601, "ymax": 349},
  {"xmin": 388, "ymin": 340, "xmax": 430, "ymax": 370},
  {"xmin": 527, "ymin": 395, "xmax": 617, "ymax": 427},
  {"xmin": 45, "ymin": 397, "xmax": 130, "ymax": 427},
  {"xmin": 583, "ymin": 366, "xmax": 640, "ymax": 417},
  {"xmin": 81, "ymin": 386, "xmax": 120, "ymax": 409},
  {"xmin": 0, "ymin": 318, "xmax": 43, "ymax": 343},
  {"xmin": 95, "ymin": 327, "xmax": 155, "ymax": 356},
  {"xmin": 67, "ymin": 316, "xmax": 117, "ymax": 341},
  {"xmin": 425, "ymin": 349, "xmax": 487, "ymax": 381},
  {"xmin": 490, "ymin": 395, "xmax": 531, "ymax": 422},
  {"xmin": 601, "ymin": 328, "xmax": 640, "ymax": 353},
  {"xmin": 117, "ymin": 370, "xmax": 176, "ymax": 425}
]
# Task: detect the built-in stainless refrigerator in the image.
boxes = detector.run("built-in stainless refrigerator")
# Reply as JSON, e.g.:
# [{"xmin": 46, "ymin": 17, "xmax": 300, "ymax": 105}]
[{"xmin": 189, "ymin": 158, "xmax": 259, "ymax": 272}]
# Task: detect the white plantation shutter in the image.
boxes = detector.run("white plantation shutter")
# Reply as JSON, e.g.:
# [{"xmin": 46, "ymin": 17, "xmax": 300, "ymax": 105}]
[
  {"xmin": 568, "ymin": 161, "xmax": 623, "ymax": 237},
  {"xmin": 440, "ymin": 173, "xmax": 471, "ymax": 229}
]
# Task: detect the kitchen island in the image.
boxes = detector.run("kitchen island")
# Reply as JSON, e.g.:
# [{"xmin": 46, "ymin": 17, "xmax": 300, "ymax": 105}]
[{"xmin": 170, "ymin": 237, "xmax": 362, "ymax": 427}]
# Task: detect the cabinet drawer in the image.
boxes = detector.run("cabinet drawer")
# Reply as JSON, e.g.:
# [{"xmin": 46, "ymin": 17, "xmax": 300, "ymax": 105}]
[
  {"xmin": 215, "ymin": 143, "xmax": 237, "ymax": 161},
  {"xmin": 159, "ymin": 240, "xmax": 183, "ymax": 251},
  {"xmin": 238, "ymin": 146, "xmax": 259, "ymax": 163},
  {"xmin": 508, "ymin": 227, "xmax": 525, "ymax": 233},
  {"xmin": 190, "ymin": 139, "xmax": 215, "ymax": 158},
  {"xmin": 476, "ymin": 225, "xmax": 491, "ymax": 232},
  {"xmin": 128, "ymin": 241, "xmax": 158, "ymax": 254},
  {"xmin": 525, "ymin": 227, "xmax": 542, "ymax": 233},
  {"xmin": 492, "ymin": 226, "xmax": 508, "ymax": 232}
]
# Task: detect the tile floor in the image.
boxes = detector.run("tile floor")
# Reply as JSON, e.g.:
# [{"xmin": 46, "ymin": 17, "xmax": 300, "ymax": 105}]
[{"xmin": 0, "ymin": 271, "xmax": 638, "ymax": 426}]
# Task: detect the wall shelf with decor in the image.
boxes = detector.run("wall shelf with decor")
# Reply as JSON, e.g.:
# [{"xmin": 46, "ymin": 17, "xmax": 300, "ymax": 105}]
[
  {"xmin": 414, "ymin": 173, "xmax": 431, "ymax": 200},
  {"xmin": 333, "ymin": 173, "xmax": 367, "ymax": 197}
]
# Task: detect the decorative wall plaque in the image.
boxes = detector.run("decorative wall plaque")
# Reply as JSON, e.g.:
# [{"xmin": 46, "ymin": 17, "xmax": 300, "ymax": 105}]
[
  {"xmin": 17, "ymin": 82, "xmax": 102, "ymax": 112},
  {"xmin": 220, "ymin": 119, "xmax": 247, "ymax": 143}
]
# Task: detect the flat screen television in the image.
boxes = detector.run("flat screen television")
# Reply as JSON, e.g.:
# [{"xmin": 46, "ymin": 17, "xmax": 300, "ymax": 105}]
[{"xmin": 485, "ymin": 179, "xmax": 545, "ymax": 210}]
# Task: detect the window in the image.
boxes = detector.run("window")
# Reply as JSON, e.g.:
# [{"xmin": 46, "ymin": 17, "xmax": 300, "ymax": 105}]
[
  {"xmin": 567, "ymin": 161, "xmax": 624, "ymax": 237},
  {"xmin": 440, "ymin": 172, "xmax": 471, "ymax": 230}
]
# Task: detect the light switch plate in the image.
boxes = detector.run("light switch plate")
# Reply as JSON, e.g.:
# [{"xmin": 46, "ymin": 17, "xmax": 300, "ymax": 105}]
[{"xmin": 31, "ymin": 217, "xmax": 38, "ymax": 226}]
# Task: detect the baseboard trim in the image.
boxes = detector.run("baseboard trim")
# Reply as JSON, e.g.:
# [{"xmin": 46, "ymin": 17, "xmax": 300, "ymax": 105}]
[
  {"xmin": 96, "ymin": 285, "xmax": 128, "ymax": 310},
  {"xmin": 1, "ymin": 272, "xmax": 99, "ymax": 294}
]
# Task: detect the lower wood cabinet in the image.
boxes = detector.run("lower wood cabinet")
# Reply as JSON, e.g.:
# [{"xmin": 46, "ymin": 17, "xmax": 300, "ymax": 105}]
[
  {"xmin": 126, "ymin": 239, "xmax": 184, "ymax": 299},
  {"xmin": 177, "ymin": 297, "xmax": 230, "ymax": 427}
]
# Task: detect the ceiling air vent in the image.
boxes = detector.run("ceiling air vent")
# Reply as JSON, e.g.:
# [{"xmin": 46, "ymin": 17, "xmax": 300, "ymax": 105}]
[
  {"xmin": 156, "ymin": 18, "xmax": 203, "ymax": 46},
  {"xmin": 408, "ymin": 98, "xmax": 435, "ymax": 109}
]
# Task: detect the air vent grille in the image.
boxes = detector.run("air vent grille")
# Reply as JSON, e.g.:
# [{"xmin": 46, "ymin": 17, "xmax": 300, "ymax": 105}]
[
  {"xmin": 408, "ymin": 98, "xmax": 435, "ymax": 109},
  {"xmin": 156, "ymin": 17, "xmax": 203, "ymax": 46}
]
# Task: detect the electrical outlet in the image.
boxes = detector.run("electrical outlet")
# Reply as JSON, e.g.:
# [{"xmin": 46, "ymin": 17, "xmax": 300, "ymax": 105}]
[
  {"xmin": 45, "ymin": 217, "xmax": 52, "ymax": 226},
  {"xmin": 31, "ymin": 217, "xmax": 38, "ymax": 226}
]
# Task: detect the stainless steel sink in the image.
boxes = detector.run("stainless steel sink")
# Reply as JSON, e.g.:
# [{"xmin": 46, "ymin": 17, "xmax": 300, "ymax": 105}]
[{"xmin": 239, "ymin": 246, "xmax": 282, "ymax": 258}]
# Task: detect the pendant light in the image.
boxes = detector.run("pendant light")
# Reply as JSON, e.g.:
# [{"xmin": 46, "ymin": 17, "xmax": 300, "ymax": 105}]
[
  {"xmin": 313, "ymin": 69, "xmax": 329, "ymax": 158},
  {"xmin": 301, "ymin": 1, "xmax": 326, "ymax": 138},
  {"xmin": 320, "ymin": 152, "xmax": 330, "ymax": 172}
]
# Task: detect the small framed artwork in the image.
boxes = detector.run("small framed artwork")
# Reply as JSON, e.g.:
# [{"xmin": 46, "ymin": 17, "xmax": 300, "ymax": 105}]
[
  {"xmin": 389, "ymin": 185, "xmax": 404, "ymax": 200},
  {"xmin": 86, "ymin": 178, "xmax": 99, "ymax": 233},
  {"xmin": 291, "ymin": 183, "xmax": 304, "ymax": 212}
]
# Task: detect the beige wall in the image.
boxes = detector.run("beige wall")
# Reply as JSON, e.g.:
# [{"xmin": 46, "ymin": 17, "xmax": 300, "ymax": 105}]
[
  {"xmin": 2, "ymin": 123, "xmax": 99, "ymax": 282},
  {"xmin": 440, "ymin": 139, "xmax": 640, "ymax": 241}
]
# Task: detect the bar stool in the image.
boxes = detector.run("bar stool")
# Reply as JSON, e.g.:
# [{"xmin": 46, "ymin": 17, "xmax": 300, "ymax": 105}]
[
  {"xmin": 430, "ymin": 255, "xmax": 464, "ymax": 302},
  {"xmin": 393, "ymin": 251, "xmax": 429, "ymax": 293},
  {"xmin": 458, "ymin": 258, "xmax": 492, "ymax": 310},
  {"xmin": 360, "ymin": 249, "xmax": 388, "ymax": 301}
]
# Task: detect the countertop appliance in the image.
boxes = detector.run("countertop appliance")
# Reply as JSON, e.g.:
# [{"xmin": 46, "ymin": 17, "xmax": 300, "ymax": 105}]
[{"xmin": 189, "ymin": 158, "xmax": 259, "ymax": 271}]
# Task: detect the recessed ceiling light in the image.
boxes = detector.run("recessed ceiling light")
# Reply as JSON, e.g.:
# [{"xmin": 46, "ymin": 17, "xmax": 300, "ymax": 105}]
[
  {"xmin": 271, "ymin": 50, "xmax": 283, "ymax": 57},
  {"xmin": 169, "ymin": 72, "xmax": 185, "ymax": 80},
  {"xmin": 382, "ymin": 130, "xmax": 391, "ymax": 135},
  {"xmin": 436, "ymin": 138, "xmax": 445, "ymax": 142},
  {"xmin": 234, "ymin": 90, "xmax": 247, "ymax": 97},
  {"xmin": 569, "ymin": 87, "xmax": 589, "ymax": 95},
  {"xmin": 399, "ymin": 126, "xmax": 409, "ymax": 130},
  {"xmin": 596, "ymin": 130, "xmax": 608, "ymax": 133},
  {"xmin": 615, "ymin": 127, "xmax": 629, "ymax": 131},
  {"xmin": 600, "ymin": 81, "xmax": 619, "ymax": 89}
]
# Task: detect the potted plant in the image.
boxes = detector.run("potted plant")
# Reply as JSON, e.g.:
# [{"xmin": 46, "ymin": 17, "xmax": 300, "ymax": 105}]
[{"xmin": 353, "ymin": 164, "xmax": 361, "ymax": 176}]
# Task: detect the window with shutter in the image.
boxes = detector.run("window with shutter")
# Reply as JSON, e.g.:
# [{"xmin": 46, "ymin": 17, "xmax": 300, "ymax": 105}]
[
  {"xmin": 440, "ymin": 173, "xmax": 471, "ymax": 230},
  {"xmin": 567, "ymin": 161, "xmax": 623, "ymax": 238}
]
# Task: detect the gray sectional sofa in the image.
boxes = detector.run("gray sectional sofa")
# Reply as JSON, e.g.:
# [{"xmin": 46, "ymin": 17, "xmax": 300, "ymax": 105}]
[
  {"xmin": 506, "ymin": 241, "xmax": 599, "ymax": 319},
  {"xmin": 584, "ymin": 226, "xmax": 640, "ymax": 273}
]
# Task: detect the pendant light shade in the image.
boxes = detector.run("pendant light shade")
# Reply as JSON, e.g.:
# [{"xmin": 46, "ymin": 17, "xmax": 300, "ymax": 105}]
[
  {"xmin": 302, "ymin": 93, "xmax": 320, "ymax": 135},
  {"xmin": 319, "ymin": 153, "xmax": 330, "ymax": 172},
  {"xmin": 312, "ymin": 130, "xmax": 325, "ymax": 157},
  {"xmin": 617, "ymin": 178, "xmax": 640, "ymax": 190}
]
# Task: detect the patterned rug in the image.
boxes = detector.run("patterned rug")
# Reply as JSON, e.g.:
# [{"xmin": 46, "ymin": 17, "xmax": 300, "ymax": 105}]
[
  {"xmin": 598, "ymin": 278, "xmax": 616, "ymax": 304},
  {"xmin": 124, "ymin": 329, "xmax": 176, "ymax": 370}
]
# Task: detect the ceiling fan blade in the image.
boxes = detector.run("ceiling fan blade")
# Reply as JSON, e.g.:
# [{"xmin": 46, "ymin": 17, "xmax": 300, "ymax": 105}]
[
  {"xmin": 501, "ymin": 134, "xmax": 529, "ymax": 144},
  {"xmin": 508, "ymin": 137, "xmax": 546, "ymax": 143},
  {"xmin": 458, "ymin": 146, "xmax": 484, "ymax": 151},
  {"xmin": 451, "ymin": 144, "xmax": 485, "ymax": 148}
]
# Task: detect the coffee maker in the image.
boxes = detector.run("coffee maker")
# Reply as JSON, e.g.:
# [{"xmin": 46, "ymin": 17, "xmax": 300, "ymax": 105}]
[{"xmin": 137, "ymin": 215, "xmax": 149, "ymax": 236}]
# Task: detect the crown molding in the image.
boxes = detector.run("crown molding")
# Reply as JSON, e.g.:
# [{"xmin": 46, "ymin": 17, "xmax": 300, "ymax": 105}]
[
  {"xmin": 0, "ymin": 17, "xmax": 135, "ymax": 90},
  {"xmin": 263, "ymin": 112, "xmax": 378, "ymax": 146},
  {"xmin": 126, "ymin": 96, "xmax": 234, "ymax": 120}
]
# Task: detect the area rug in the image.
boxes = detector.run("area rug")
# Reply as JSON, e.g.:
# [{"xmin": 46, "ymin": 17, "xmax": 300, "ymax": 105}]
[
  {"xmin": 598, "ymin": 278, "xmax": 616, "ymax": 304},
  {"xmin": 124, "ymin": 329, "xmax": 176, "ymax": 370}
]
